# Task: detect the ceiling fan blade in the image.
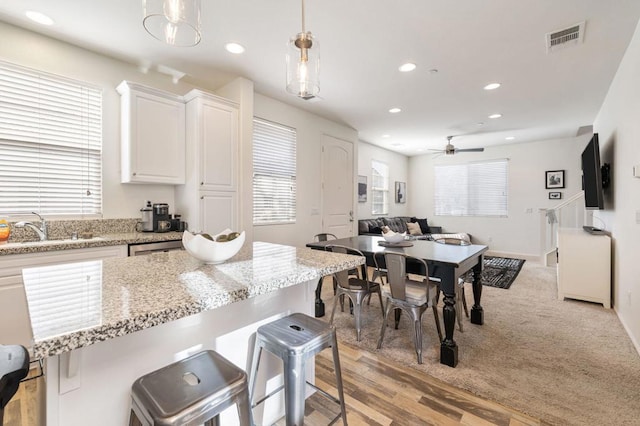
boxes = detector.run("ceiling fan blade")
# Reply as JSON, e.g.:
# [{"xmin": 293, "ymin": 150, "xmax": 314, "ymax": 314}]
[
  {"xmin": 455, "ymin": 147, "xmax": 485, "ymax": 152},
  {"xmin": 428, "ymin": 149, "xmax": 445, "ymax": 152}
]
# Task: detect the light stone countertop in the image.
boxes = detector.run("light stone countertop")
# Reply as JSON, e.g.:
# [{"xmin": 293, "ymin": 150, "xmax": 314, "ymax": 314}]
[
  {"xmin": 22, "ymin": 241, "xmax": 363, "ymax": 359},
  {"xmin": 0, "ymin": 231, "xmax": 184, "ymax": 255}
]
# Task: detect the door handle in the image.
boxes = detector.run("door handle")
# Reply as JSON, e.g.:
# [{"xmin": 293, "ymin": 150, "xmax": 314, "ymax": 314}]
[{"xmin": 349, "ymin": 210, "xmax": 354, "ymax": 222}]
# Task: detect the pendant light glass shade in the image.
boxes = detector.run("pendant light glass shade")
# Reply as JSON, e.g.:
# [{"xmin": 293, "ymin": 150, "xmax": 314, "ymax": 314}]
[
  {"xmin": 286, "ymin": 0, "xmax": 319, "ymax": 99},
  {"xmin": 143, "ymin": 0, "xmax": 201, "ymax": 47},
  {"xmin": 286, "ymin": 31, "xmax": 320, "ymax": 98}
]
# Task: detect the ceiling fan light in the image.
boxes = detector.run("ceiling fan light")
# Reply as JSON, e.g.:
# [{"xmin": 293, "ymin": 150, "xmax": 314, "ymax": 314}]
[{"xmin": 143, "ymin": 0, "xmax": 201, "ymax": 47}]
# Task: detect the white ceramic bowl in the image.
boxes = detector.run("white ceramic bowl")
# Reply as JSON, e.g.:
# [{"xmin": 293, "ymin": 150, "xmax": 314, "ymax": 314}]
[
  {"xmin": 382, "ymin": 230, "xmax": 406, "ymax": 243},
  {"xmin": 182, "ymin": 229, "xmax": 245, "ymax": 264}
]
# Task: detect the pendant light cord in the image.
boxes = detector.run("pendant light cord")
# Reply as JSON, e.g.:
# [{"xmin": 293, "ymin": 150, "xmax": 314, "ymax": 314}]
[{"xmin": 301, "ymin": 0, "xmax": 306, "ymax": 33}]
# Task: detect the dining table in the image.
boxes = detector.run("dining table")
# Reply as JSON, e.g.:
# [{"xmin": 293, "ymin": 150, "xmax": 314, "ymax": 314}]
[{"xmin": 306, "ymin": 235, "xmax": 489, "ymax": 367}]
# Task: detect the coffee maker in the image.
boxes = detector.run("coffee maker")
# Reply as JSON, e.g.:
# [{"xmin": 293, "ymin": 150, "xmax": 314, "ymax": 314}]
[{"xmin": 152, "ymin": 203, "xmax": 172, "ymax": 232}]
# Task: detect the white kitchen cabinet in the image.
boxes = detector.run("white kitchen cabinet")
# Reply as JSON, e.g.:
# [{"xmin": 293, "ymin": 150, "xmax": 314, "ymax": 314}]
[
  {"xmin": 557, "ymin": 228, "xmax": 611, "ymax": 308},
  {"xmin": 0, "ymin": 245, "xmax": 127, "ymax": 347},
  {"xmin": 117, "ymin": 81, "xmax": 185, "ymax": 184},
  {"xmin": 175, "ymin": 90, "xmax": 240, "ymax": 234}
]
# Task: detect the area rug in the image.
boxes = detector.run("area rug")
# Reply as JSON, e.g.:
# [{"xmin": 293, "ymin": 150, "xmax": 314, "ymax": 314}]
[
  {"xmin": 481, "ymin": 256, "xmax": 525, "ymax": 289},
  {"xmin": 322, "ymin": 261, "xmax": 640, "ymax": 425}
]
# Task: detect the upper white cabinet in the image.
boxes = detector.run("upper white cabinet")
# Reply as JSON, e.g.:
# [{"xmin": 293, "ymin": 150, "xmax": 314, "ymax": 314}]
[
  {"xmin": 175, "ymin": 90, "xmax": 240, "ymax": 234},
  {"xmin": 117, "ymin": 81, "xmax": 185, "ymax": 184}
]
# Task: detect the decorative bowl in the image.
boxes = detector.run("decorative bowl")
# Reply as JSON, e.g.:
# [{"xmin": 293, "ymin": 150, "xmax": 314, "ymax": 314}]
[
  {"xmin": 382, "ymin": 230, "xmax": 406, "ymax": 243},
  {"xmin": 182, "ymin": 229, "xmax": 245, "ymax": 264}
]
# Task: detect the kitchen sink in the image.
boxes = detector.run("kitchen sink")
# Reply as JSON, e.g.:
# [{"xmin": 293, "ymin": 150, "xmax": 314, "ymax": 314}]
[{"xmin": 4, "ymin": 237, "xmax": 106, "ymax": 247}]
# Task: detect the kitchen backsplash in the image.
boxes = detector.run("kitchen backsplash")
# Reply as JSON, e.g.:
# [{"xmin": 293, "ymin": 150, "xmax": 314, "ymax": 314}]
[{"xmin": 7, "ymin": 218, "xmax": 140, "ymax": 243}]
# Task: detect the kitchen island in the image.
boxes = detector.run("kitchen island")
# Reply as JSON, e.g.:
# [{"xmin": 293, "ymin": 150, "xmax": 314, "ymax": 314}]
[{"xmin": 22, "ymin": 241, "xmax": 362, "ymax": 426}]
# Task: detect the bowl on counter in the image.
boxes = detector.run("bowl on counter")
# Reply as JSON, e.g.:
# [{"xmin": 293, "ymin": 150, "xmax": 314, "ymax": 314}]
[
  {"xmin": 382, "ymin": 230, "xmax": 406, "ymax": 243},
  {"xmin": 182, "ymin": 229, "xmax": 245, "ymax": 264}
]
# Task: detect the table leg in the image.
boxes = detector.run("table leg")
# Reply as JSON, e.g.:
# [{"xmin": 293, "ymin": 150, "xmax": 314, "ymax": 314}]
[
  {"xmin": 440, "ymin": 289, "xmax": 458, "ymax": 367},
  {"xmin": 470, "ymin": 259, "xmax": 484, "ymax": 325},
  {"xmin": 315, "ymin": 278, "xmax": 325, "ymax": 317}
]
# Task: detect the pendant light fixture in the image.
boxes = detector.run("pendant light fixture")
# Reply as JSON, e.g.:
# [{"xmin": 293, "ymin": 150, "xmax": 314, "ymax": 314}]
[
  {"xmin": 286, "ymin": 0, "xmax": 320, "ymax": 99},
  {"xmin": 143, "ymin": 0, "xmax": 201, "ymax": 47}
]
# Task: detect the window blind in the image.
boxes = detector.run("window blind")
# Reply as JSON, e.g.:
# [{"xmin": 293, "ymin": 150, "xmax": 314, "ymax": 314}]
[
  {"xmin": 434, "ymin": 159, "xmax": 508, "ymax": 217},
  {"xmin": 253, "ymin": 117, "xmax": 297, "ymax": 225},
  {"xmin": 371, "ymin": 160, "xmax": 389, "ymax": 215},
  {"xmin": 0, "ymin": 61, "xmax": 102, "ymax": 216}
]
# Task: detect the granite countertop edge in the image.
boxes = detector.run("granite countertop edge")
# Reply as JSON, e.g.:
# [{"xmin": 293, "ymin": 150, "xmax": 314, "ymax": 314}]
[
  {"xmin": 30, "ymin": 250, "xmax": 364, "ymax": 359},
  {"xmin": 0, "ymin": 232, "xmax": 184, "ymax": 256}
]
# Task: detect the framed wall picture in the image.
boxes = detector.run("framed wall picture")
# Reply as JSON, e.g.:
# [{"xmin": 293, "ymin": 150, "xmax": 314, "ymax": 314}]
[
  {"xmin": 546, "ymin": 170, "xmax": 565, "ymax": 189},
  {"xmin": 358, "ymin": 175, "xmax": 367, "ymax": 202},
  {"xmin": 549, "ymin": 191, "xmax": 562, "ymax": 200},
  {"xmin": 395, "ymin": 181, "xmax": 406, "ymax": 203}
]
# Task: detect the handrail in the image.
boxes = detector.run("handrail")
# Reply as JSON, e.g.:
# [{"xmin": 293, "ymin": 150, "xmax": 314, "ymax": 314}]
[{"xmin": 548, "ymin": 190, "xmax": 584, "ymax": 211}]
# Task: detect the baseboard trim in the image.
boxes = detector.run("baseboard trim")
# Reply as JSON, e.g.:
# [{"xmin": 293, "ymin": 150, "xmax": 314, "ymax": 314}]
[
  {"xmin": 614, "ymin": 306, "xmax": 640, "ymax": 357},
  {"xmin": 485, "ymin": 250, "xmax": 541, "ymax": 263}
]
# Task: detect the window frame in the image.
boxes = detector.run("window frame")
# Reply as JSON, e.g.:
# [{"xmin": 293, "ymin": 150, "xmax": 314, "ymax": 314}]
[
  {"xmin": 371, "ymin": 159, "xmax": 389, "ymax": 216},
  {"xmin": 252, "ymin": 117, "xmax": 297, "ymax": 226},
  {"xmin": 434, "ymin": 159, "xmax": 509, "ymax": 217}
]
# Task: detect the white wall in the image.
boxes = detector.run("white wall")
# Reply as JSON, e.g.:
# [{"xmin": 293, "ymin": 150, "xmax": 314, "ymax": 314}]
[
  {"xmin": 409, "ymin": 136, "xmax": 587, "ymax": 257},
  {"xmin": 357, "ymin": 141, "xmax": 410, "ymax": 219},
  {"xmin": 0, "ymin": 22, "xmax": 223, "ymax": 219},
  {"xmin": 593, "ymin": 19, "xmax": 640, "ymax": 351},
  {"xmin": 252, "ymin": 94, "xmax": 358, "ymax": 248}
]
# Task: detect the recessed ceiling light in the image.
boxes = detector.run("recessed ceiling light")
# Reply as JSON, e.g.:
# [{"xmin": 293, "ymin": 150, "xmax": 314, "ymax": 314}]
[
  {"xmin": 428, "ymin": 68, "xmax": 439, "ymax": 74},
  {"xmin": 389, "ymin": 108, "xmax": 402, "ymax": 114},
  {"xmin": 505, "ymin": 136, "xmax": 516, "ymax": 140},
  {"xmin": 477, "ymin": 122, "xmax": 485, "ymax": 126},
  {"xmin": 25, "ymin": 11, "xmax": 54, "ymax": 26},
  {"xmin": 381, "ymin": 134, "xmax": 390, "ymax": 138},
  {"xmin": 489, "ymin": 113, "xmax": 502, "ymax": 119},
  {"xmin": 484, "ymin": 83, "xmax": 501, "ymax": 90},
  {"xmin": 391, "ymin": 143, "xmax": 405, "ymax": 147},
  {"xmin": 399, "ymin": 63, "xmax": 416, "ymax": 72},
  {"xmin": 225, "ymin": 42, "xmax": 245, "ymax": 54}
]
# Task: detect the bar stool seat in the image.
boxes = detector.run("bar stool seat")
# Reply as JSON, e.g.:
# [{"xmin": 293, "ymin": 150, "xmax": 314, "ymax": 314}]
[
  {"xmin": 129, "ymin": 350, "xmax": 252, "ymax": 426},
  {"xmin": 1, "ymin": 345, "xmax": 30, "ymax": 425},
  {"xmin": 248, "ymin": 313, "xmax": 347, "ymax": 425}
]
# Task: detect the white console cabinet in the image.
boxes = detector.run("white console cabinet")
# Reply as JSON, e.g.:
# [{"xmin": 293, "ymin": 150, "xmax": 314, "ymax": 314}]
[
  {"xmin": 117, "ymin": 81, "xmax": 185, "ymax": 184},
  {"xmin": 557, "ymin": 228, "xmax": 611, "ymax": 308}
]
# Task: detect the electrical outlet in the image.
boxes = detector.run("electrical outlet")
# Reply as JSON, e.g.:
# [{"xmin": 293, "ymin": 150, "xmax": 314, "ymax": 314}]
[
  {"xmin": 487, "ymin": 236, "xmax": 493, "ymax": 242},
  {"xmin": 525, "ymin": 208, "xmax": 533, "ymax": 214},
  {"xmin": 636, "ymin": 210, "xmax": 640, "ymax": 224}
]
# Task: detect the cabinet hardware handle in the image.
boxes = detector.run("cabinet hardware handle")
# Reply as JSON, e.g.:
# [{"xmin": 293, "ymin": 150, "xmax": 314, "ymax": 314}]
[
  {"xmin": 133, "ymin": 172, "xmax": 137, "ymax": 176},
  {"xmin": 200, "ymin": 182, "xmax": 204, "ymax": 185}
]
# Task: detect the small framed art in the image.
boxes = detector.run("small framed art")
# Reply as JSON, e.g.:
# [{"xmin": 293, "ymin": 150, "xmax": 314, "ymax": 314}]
[{"xmin": 549, "ymin": 192, "xmax": 562, "ymax": 200}]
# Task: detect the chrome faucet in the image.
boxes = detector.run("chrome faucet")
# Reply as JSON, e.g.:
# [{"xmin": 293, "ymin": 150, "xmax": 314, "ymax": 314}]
[{"xmin": 15, "ymin": 212, "xmax": 48, "ymax": 241}]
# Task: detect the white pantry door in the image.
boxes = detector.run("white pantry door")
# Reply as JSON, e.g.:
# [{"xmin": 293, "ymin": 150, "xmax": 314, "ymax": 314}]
[{"xmin": 321, "ymin": 135, "xmax": 354, "ymax": 237}]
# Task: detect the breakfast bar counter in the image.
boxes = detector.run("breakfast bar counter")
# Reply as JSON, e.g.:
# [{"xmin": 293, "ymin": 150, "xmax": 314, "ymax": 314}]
[{"xmin": 22, "ymin": 242, "xmax": 362, "ymax": 426}]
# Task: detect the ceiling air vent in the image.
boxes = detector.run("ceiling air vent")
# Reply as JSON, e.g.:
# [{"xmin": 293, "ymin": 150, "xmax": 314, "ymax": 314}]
[{"xmin": 546, "ymin": 21, "xmax": 585, "ymax": 53}]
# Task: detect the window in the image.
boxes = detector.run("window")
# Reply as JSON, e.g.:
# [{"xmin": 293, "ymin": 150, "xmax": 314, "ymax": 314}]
[
  {"xmin": 253, "ymin": 117, "xmax": 296, "ymax": 225},
  {"xmin": 434, "ymin": 159, "xmax": 508, "ymax": 217},
  {"xmin": 0, "ymin": 61, "xmax": 102, "ymax": 217},
  {"xmin": 371, "ymin": 160, "xmax": 389, "ymax": 215}
]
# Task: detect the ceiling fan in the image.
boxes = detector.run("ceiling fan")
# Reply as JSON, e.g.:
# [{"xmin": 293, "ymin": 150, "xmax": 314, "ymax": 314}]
[{"xmin": 430, "ymin": 136, "xmax": 485, "ymax": 155}]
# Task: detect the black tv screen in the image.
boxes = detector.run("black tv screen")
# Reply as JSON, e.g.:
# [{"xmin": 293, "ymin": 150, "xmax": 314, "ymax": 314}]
[{"xmin": 581, "ymin": 133, "xmax": 604, "ymax": 209}]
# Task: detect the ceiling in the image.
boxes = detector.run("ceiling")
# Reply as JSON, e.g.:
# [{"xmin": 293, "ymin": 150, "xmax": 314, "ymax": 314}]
[{"xmin": 1, "ymin": 0, "xmax": 639, "ymax": 156}]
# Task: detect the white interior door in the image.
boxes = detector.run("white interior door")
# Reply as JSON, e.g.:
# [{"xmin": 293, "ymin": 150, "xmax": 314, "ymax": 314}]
[{"xmin": 321, "ymin": 135, "xmax": 354, "ymax": 237}]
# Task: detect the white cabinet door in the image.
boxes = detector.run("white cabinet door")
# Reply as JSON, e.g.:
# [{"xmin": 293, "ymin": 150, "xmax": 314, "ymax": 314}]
[
  {"xmin": 199, "ymin": 101, "xmax": 238, "ymax": 191},
  {"xmin": 117, "ymin": 81, "xmax": 185, "ymax": 184},
  {"xmin": 200, "ymin": 192, "xmax": 238, "ymax": 235}
]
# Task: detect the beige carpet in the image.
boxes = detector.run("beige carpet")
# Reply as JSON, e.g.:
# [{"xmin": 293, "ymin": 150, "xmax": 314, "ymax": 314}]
[{"xmin": 322, "ymin": 261, "xmax": 640, "ymax": 425}]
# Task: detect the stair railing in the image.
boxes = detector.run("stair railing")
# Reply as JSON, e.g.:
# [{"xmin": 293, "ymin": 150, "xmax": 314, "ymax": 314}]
[{"xmin": 539, "ymin": 191, "xmax": 590, "ymax": 265}]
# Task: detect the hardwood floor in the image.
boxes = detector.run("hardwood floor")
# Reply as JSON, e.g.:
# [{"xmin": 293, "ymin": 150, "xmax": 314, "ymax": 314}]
[{"xmin": 5, "ymin": 342, "xmax": 543, "ymax": 426}]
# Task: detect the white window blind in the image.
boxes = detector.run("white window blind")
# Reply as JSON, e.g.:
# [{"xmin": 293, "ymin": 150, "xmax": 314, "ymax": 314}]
[
  {"xmin": 0, "ymin": 61, "xmax": 102, "ymax": 216},
  {"xmin": 253, "ymin": 118, "xmax": 296, "ymax": 225},
  {"xmin": 434, "ymin": 159, "xmax": 508, "ymax": 217},
  {"xmin": 371, "ymin": 160, "xmax": 389, "ymax": 215}
]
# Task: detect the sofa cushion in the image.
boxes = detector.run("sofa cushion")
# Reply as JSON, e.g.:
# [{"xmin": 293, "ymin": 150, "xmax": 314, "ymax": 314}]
[
  {"xmin": 383, "ymin": 217, "xmax": 411, "ymax": 233},
  {"xmin": 406, "ymin": 222, "xmax": 423, "ymax": 236},
  {"xmin": 415, "ymin": 218, "xmax": 430, "ymax": 234},
  {"xmin": 358, "ymin": 218, "xmax": 385, "ymax": 234}
]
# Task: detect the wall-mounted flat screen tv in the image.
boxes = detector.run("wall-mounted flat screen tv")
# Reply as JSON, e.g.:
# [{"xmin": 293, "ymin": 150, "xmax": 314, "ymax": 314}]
[{"xmin": 581, "ymin": 133, "xmax": 604, "ymax": 209}]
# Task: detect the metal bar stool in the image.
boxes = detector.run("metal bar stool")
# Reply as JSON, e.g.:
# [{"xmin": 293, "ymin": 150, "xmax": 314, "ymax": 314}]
[
  {"xmin": 129, "ymin": 350, "xmax": 253, "ymax": 426},
  {"xmin": 1, "ymin": 345, "xmax": 30, "ymax": 425},
  {"xmin": 248, "ymin": 313, "xmax": 348, "ymax": 426}
]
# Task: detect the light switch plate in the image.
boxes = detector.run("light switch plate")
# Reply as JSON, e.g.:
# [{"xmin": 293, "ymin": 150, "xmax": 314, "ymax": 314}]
[
  {"xmin": 636, "ymin": 210, "xmax": 640, "ymax": 224},
  {"xmin": 634, "ymin": 165, "xmax": 640, "ymax": 177}
]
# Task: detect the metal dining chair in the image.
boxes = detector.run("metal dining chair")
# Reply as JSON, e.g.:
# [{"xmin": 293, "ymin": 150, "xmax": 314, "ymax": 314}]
[
  {"xmin": 326, "ymin": 244, "xmax": 384, "ymax": 341},
  {"xmin": 313, "ymin": 233, "xmax": 337, "ymax": 242},
  {"xmin": 377, "ymin": 252, "xmax": 442, "ymax": 364},
  {"xmin": 433, "ymin": 236, "xmax": 471, "ymax": 332}
]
